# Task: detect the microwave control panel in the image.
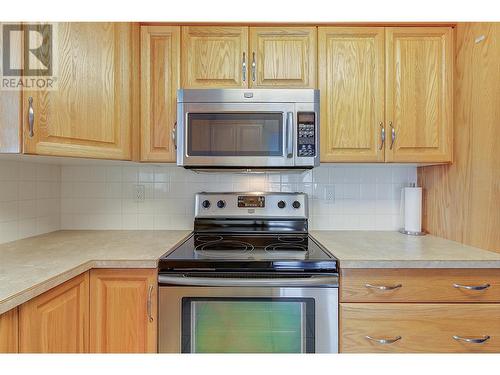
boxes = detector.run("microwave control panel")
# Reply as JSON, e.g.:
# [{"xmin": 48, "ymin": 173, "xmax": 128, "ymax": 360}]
[{"xmin": 297, "ymin": 112, "xmax": 316, "ymax": 157}]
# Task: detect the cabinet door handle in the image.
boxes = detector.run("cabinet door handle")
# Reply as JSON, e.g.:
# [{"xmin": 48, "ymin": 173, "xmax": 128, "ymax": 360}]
[
  {"xmin": 389, "ymin": 121, "xmax": 395, "ymax": 150},
  {"xmin": 172, "ymin": 122, "xmax": 177, "ymax": 150},
  {"xmin": 379, "ymin": 122, "xmax": 385, "ymax": 150},
  {"xmin": 242, "ymin": 52, "xmax": 246, "ymax": 82},
  {"xmin": 365, "ymin": 283, "xmax": 402, "ymax": 291},
  {"xmin": 453, "ymin": 335, "xmax": 490, "ymax": 344},
  {"xmin": 453, "ymin": 283, "xmax": 491, "ymax": 291},
  {"xmin": 147, "ymin": 285, "xmax": 154, "ymax": 322},
  {"xmin": 251, "ymin": 52, "xmax": 256, "ymax": 82},
  {"xmin": 366, "ymin": 335, "xmax": 402, "ymax": 344},
  {"xmin": 28, "ymin": 96, "xmax": 34, "ymax": 137}
]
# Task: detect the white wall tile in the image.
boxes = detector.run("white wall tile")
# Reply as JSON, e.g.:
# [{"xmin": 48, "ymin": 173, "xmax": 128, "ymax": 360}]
[
  {"xmin": 0, "ymin": 160, "xmax": 61, "ymax": 244},
  {"xmin": 137, "ymin": 214, "xmax": 154, "ymax": 229},
  {"xmin": 0, "ymin": 161, "xmax": 416, "ymax": 237},
  {"xmin": 0, "ymin": 201, "xmax": 18, "ymax": 222},
  {"xmin": 18, "ymin": 218, "xmax": 37, "ymax": 238},
  {"xmin": 105, "ymin": 166, "xmax": 123, "ymax": 182}
]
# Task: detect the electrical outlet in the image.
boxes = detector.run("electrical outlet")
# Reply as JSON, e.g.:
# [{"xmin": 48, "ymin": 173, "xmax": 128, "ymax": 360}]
[
  {"xmin": 325, "ymin": 185, "xmax": 335, "ymax": 202},
  {"xmin": 135, "ymin": 184, "xmax": 145, "ymax": 201}
]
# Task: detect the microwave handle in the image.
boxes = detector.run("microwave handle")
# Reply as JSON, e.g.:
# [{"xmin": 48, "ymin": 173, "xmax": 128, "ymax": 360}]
[
  {"xmin": 172, "ymin": 122, "xmax": 177, "ymax": 150},
  {"xmin": 286, "ymin": 112, "xmax": 294, "ymax": 158}
]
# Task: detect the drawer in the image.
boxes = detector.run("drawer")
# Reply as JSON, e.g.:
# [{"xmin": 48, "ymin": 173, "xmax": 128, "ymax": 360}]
[
  {"xmin": 341, "ymin": 268, "xmax": 500, "ymax": 302},
  {"xmin": 341, "ymin": 303, "xmax": 500, "ymax": 353}
]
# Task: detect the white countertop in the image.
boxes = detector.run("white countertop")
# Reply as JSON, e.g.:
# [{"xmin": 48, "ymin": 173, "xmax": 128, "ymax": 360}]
[
  {"xmin": 2, "ymin": 229, "xmax": 500, "ymax": 315},
  {"xmin": 311, "ymin": 230, "xmax": 500, "ymax": 268},
  {"xmin": 0, "ymin": 230, "xmax": 190, "ymax": 314}
]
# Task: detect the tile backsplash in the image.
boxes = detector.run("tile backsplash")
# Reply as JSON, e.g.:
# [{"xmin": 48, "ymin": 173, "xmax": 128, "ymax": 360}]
[
  {"xmin": 0, "ymin": 159, "xmax": 417, "ymax": 243},
  {"xmin": 59, "ymin": 164, "xmax": 416, "ymax": 232},
  {"xmin": 0, "ymin": 160, "xmax": 61, "ymax": 244}
]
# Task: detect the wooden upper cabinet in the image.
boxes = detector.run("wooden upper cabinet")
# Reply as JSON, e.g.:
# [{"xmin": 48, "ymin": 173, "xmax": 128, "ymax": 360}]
[
  {"xmin": 0, "ymin": 308, "xmax": 18, "ymax": 353},
  {"xmin": 0, "ymin": 22, "xmax": 22, "ymax": 153},
  {"xmin": 140, "ymin": 26, "xmax": 180, "ymax": 162},
  {"xmin": 181, "ymin": 26, "xmax": 248, "ymax": 88},
  {"xmin": 385, "ymin": 27, "xmax": 453, "ymax": 163},
  {"xmin": 249, "ymin": 27, "xmax": 316, "ymax": 88},
  {"xmin": 319, "ymin": 27, "xmax": 385, "ymax": 162},
  {"xmin": 22, "ymin": 23, "xmax": 133, "ymax": 160},
  {"xmin": 90, "ymin": 269, "xmax": 157, "ymax": 353},
  {"xmin": 19, "ymin": 272, "xmax": 89, "ymax": 353}
]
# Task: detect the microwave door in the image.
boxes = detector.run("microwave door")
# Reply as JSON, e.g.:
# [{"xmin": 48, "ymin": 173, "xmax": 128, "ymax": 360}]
[{"xmin": 178, "ymin": 103, "xmax": 295, "ymax": 168}]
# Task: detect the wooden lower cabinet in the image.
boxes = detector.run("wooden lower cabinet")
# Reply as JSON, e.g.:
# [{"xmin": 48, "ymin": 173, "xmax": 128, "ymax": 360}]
[
  {"xmin": 90, "ymin": 269, "xmax": 157, "ymax": 353},
  {"xmin": 19, "ymin": 273, "xmax": 89, "ymax": 353},
  {"xmin": 0, "ymin": 308, "xmax": 19, "ymax": 353},
  {"xmin": 341, "ymin": 303, "xmax": 500, "ymax": 353}
]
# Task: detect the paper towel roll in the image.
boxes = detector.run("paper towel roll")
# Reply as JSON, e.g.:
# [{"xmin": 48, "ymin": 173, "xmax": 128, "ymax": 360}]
[{"xmin": 404, "ymin": 187, "xmax": 422, "ymax": 233}]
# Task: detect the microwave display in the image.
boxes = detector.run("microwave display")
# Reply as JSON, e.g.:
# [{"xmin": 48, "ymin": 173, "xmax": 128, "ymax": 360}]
[
  {"xmin": 297, "ymin": 112, "xmax": 316, "ymax": 157},
  {"xmin": 238, "ymin": 195, "xmax": 265, "ymax": 208}
]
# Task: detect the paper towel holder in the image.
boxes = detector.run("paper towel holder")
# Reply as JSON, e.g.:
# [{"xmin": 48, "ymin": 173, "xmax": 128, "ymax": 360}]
[{"xmin": 399, "ymin": 182, "xmax": 426, "ymax": 236}]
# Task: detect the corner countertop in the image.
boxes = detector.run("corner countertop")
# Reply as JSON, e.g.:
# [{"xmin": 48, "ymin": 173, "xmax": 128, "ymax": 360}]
[
  {"xmin": 310, "ymin": 230, "xmax": 500, "ymax": 269},
  {"xmin": 2, "ymin": 229, "xmax": 500, "ymax": 315},
  {"xmin": 0, "ymin": 230, "xmax": 190, "ymax": 315}
]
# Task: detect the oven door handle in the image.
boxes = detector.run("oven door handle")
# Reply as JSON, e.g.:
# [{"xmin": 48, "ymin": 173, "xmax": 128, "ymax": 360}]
[{"xmin": 158, "ymin": 274, "xmax": 338, "ymax": 287}]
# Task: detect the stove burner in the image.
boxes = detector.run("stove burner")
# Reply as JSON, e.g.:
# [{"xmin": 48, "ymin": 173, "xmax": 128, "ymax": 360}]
[
  {"xmin": 277, "ymin": 235, "xmax": 306, "ymax": 243},
  {"xmin": 264, "ymin": 243, "xmax": 308, "ymax": 252},
  {"xmin": 194, "ymin": 235, "xmax": 224, "ymax": 243},
  {"xmin": 195, "ymin": 240, "xmax": 255, "ymax": 258}
]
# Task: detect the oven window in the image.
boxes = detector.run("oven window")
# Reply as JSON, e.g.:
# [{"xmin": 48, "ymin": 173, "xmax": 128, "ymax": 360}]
[
  {"xmin": 187, "ymin": 113, "xmax": 284, "ymax": 157},
  {"xmin": 181, "ymin": 297, "xmax": 315, "ymax": 353}
]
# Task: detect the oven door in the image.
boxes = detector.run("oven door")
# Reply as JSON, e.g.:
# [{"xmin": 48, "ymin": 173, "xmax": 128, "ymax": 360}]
[
  {"xmin": 158, "ymin": 274, "xmax": 338, "ymax": 353},
  {"xmin": 177, "ymin": 102, "xmax": 296, "ymax": 168}
]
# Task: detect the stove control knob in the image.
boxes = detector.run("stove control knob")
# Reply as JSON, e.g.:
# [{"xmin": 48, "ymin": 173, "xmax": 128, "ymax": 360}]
[
  {"xmin": 277, "ymin": 200, "xmax": 286, "ymax": 209},
  {"xmin": 201, "ymin": 200, "xmax": 211, "ymax": 209},
  {"xmin": 292, "ymin": 201, "xmax": 301, "ymax": 209},
  {"xmin": 217, "ymin": 200, "xmax": 226, "ymax": 209}
]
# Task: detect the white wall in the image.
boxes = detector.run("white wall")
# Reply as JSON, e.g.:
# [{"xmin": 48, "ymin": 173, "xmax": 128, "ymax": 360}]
[
  {"xmin": 0, "ymin": 160, "xmax": 61, "ymax": 244},
  {"xmin": 59, "ymin": 164, "xmax": 416, "ymax": 231}
]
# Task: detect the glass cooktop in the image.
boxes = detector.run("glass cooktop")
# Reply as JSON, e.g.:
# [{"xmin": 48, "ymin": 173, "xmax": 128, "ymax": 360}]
[{"xmin": 159, "ymin": 232, "xmax": 338, "ymax": 272}]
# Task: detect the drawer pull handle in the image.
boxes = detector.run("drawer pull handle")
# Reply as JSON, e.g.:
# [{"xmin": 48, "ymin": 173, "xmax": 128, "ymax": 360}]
[
  {"xmin": 365, "ymin": 335, "xmax": 402, "ymax": 344},
  {"xmin": 453, "ymin": 283, "xmax": 490, "ymax": 291},
  {"xmin": 453, "ymin": 335, "xmax": 490, "ymax": 344},
  {"xmin": 365, "ymin": 283, "xmax": 402, "ymax": 291}
]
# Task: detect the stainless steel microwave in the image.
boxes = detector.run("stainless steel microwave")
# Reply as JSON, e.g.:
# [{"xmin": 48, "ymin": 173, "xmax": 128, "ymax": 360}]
[{"xmin": 175, "ymin": 89, "xmax": 320, "ymax": 169}]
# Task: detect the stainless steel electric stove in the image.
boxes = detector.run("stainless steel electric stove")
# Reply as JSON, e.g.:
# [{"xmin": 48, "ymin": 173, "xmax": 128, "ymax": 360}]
[{"xmin": 158, "ymin": 192, "xmax": 338, "ymax": 353}]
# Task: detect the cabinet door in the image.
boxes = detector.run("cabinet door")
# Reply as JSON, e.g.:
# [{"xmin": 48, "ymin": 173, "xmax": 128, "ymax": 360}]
[
  {"xmin": 249, "ymin": 27, "xmax": 316, "ymax": 88},
  {"xmin": 19, "ymin": 273, "xmax": 89, "ymax": 353},
  {"xmin": 181, "ymin": 26, "xmax": 248, "ymax": 88},
  {"xmin": 385, "ymin": 27, "xmax": 453, "ymax": 162},
  {"xmin": 23, "ymin": 23, "xmax": 133, "ymax": 160},
  {"xmin": 319, "ymin": 27, "xmax": 385, "ymax": 162},
  {"xmin": 0, "ymin": 22, "xmax": 21, "ymax": 153},
  {"xmin": 140, "ymin": 26, "xmax": 180, "ymax": 162},
  {"xmin": 90, "ymin": 269, "xmax": 157, "ymax": 353},
  {"xmin": 0, "ymin": 308, "xmax": 18, "ymax": 353}
]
